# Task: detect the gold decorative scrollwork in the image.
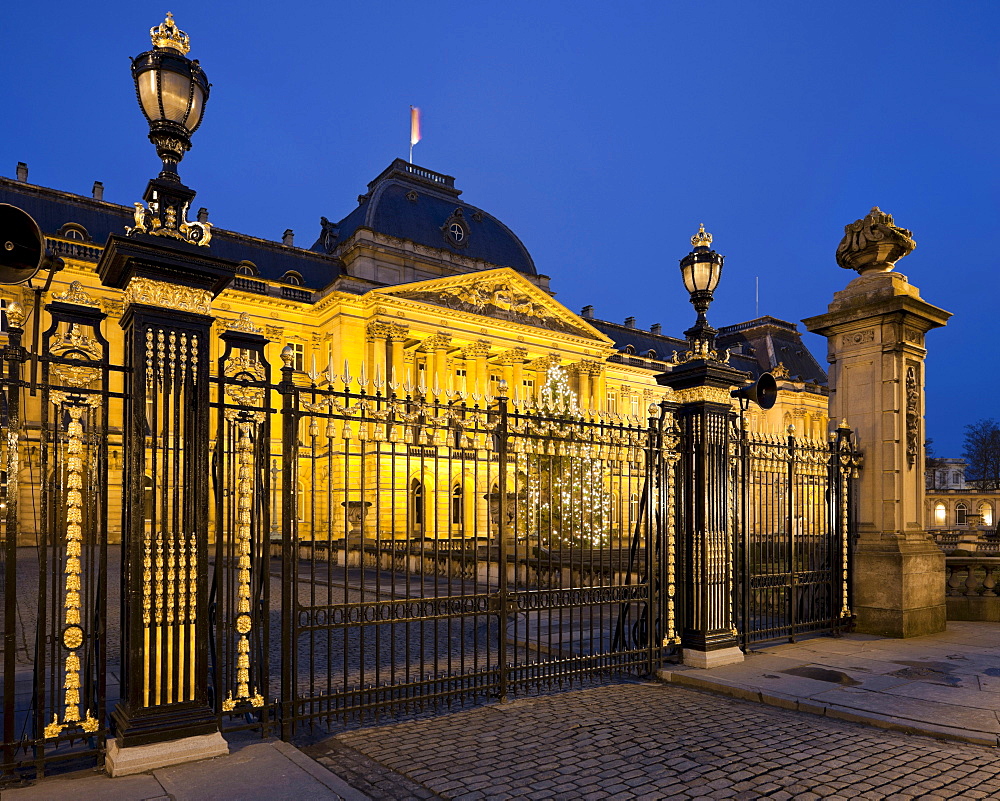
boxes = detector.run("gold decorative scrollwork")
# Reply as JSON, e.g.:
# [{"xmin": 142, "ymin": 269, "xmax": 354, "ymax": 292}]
[
  {"xmin": 44, "ymin": 401, "xmax": 101, "ymax": 739},
  {"xmin": 123, "ymin": 277, "xmax": 212, "ymax": 315},
  {"xmin": 126, "ymin": 198, "xmax": 212, "ymax": 247},
  {"xmin": 222, "ymin": 421, "xmax": 264, "ymax": 711},
  {"xmin": 52, "ymin": 281, "xmax": 100, "ymax": 308}
]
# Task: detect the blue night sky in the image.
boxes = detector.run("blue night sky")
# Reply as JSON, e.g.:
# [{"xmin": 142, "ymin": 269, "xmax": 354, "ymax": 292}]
[{"xmin": 3, "ymin": 1, "xmax": 997, "ymax": 456}]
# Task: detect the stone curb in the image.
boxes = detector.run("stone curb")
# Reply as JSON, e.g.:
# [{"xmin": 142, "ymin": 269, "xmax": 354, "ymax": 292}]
[
  {"xmin": 656, "ymin": 668, "xmax": 1000, "ymax": 749},
  {"xmin": 271, "ymin": 740, "xmax": 373, "ymax": 801}
]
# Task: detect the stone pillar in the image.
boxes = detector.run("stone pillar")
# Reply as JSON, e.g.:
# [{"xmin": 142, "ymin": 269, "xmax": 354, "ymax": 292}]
[
  {"xmin": 461, "ymin": 340, "xmax": 491, "ymax": 398},
  {"xmin": 421, "ymin": 332, "xmax": 451, "ymax": 398},
  {"xmin": 577, "ymin": 366, "xmax": 591, "ymax": 410},
  {"xmin": 497, "ymin": 348, "xmax": 527, "ymax": 403},
  {"xmin": 387, "ymin": 323, "xmax": 408, "ymax": 390},
  {"xmin": 97, "ymin": 231, "xmax": 236, "ymax": 764},
  {"xmin": 803, "ymin": 207, "xmax": 952, "ymax": 638}
]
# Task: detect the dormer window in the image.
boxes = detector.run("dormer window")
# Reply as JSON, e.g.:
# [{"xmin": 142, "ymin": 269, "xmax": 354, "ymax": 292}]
[
  {"xmin": 442, "ymin": 209, "xmax": 469, "ymax": 248},
  {"xmin": 237, "ymin": 261, "xmax": 258, "ymax": 276},
  {"xmin": 282, "ymin": 271, "xmax": 303, "ymax": 286},
  {"xmin": 624, "ymin": 344, "xmax": 635, "ymax": 355},
  {"xmin": 58, "ymin": 222, "xmax": 90, "ymax": 242}
]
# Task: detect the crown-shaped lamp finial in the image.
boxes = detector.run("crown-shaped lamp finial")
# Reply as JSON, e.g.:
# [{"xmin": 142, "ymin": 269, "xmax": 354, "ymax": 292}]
[
  {"xmin": 150, "ymin": 12, "xmax": 191, "ymax": 54},
  {"xmin": 691, "ymin": 223, "xmax": 713, "ymax": 249}
]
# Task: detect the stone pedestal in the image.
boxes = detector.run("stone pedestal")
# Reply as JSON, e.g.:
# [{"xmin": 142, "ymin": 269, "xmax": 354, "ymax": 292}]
[
  {"xmin": 804, "ymin": 261, "xmax": 952, "ymax": 638},
  {"xmin": 105, "ymin": 731, "xmax": 228, "ymax": 777}
]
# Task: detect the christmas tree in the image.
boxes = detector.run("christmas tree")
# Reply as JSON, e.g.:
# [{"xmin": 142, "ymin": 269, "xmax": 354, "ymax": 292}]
[{"xmin": 521, "ymin": 366, "xmax": 612, "ymax": 549}]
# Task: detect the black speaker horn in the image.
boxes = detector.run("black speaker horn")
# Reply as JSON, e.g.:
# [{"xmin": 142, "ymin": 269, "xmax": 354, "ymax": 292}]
[
  {"xmin": 730, "ymin": 372, "xmax": 778, "ymax": 410},
  {"xmin": 0, "ymin": 203, "xmax": 66, "ymax": 286}
]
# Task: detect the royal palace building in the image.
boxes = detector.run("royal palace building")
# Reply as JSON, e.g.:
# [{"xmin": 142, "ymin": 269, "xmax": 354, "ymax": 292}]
[{"xmin": 0, "ymin": 157, "xmax": 830, "ymax": 544}]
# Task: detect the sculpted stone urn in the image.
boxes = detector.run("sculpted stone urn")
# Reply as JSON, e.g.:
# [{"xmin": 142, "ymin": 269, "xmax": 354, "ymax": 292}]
[{"xmin": 341, "ymin": 500, "xmax": 372, "ymax": 535}]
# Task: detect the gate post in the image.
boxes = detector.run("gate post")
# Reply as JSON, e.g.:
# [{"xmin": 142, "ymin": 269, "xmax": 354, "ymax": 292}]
[
  {"xmin": 657, "ymin": 229, "xmax": 747, "ymax": 668},
  {"xmin": 97, "ymin": 231, "xmax": 236, "ymax": 771},
  {"xmin": 803, "ymin": 208, "xmax": 951, "ymax": 638}
]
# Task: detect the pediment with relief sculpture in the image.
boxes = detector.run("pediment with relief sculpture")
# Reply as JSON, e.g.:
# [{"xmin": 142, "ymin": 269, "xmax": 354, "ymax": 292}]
[{"xmin": 370, "ymin": 268, "xmax": 611, "ymax": 342}]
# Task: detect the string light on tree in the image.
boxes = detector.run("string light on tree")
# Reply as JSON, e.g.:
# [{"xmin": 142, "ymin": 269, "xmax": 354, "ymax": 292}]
[{"xmin": 522, "ymin": 366, "xmax": 612, "ymax": 549}]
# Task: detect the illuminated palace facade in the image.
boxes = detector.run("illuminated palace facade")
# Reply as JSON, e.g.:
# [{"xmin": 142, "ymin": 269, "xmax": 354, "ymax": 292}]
[{"xmin": 0, "ymin": 158, "xmax": 830, "ymax": 543}]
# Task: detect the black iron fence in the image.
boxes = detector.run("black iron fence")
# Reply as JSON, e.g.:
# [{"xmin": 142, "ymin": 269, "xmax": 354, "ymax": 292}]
[{"xmin": 2, "ymin": 300, "xmax": 861, "ymax": 781}]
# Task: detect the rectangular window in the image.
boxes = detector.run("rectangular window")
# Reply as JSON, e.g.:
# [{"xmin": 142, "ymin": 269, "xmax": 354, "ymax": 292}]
[
  {"xmin": 0, "ymin": 298, "xmax": 7, "ymax": 334},
  {"xmin": 290, "ymin": 342, "xmax": 305, "ymax": 372},
  {"xmin": 606, "ymin": 390, "xmax": 617, "ymax": 414},
  {"xmin": 631, "ymin": 396, "xmax": 640, "ymax": 417}
]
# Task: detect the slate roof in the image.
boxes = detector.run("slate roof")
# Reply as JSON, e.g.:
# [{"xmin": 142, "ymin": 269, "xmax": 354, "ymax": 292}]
[
  {"xmin": 0, "ymin": 177, "xmax": 339, "ymax": 289},
  {"xmin": 313, "ymin": 160, "xmax": 537, "ymax": 276},
  {"xmin": 716, "ymin": 317, "xmax": 827, "ymax": 385},
  {"xmin": 589, "ymin": 314, "xmax": 827, "ymax": 385}
]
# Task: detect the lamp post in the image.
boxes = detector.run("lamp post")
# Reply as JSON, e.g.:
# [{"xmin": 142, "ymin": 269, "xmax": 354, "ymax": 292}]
[
  {"xmin": 125, "ymin": 13, "xmax": 213, "ymax": 246},
  {"xmin": 98, "ymin": 15, "xmax": 239, "ymax": 771},
  {"xmin": 678, "ymin": 224, "xmax": 724, "ymax": 361},
  {"xmin": 656, "ymin": 225, "xmax": 747, "ymax": 669}
]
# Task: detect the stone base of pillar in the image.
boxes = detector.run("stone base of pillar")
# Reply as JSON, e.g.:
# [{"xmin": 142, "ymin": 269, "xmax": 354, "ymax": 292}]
[
  {"xmin": 682, "ymin": 646, "xmax": 745, "ymax": 669},
  {"xmin": 853, "ymin": 535, "xmax": 946, "ymax": 638},
  {"xmin": 105, "ymin": 731, "xmax": 229, "ymax": 777}
]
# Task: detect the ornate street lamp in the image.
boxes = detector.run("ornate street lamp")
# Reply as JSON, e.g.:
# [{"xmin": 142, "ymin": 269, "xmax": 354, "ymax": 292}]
[
  {"xmin": 131, "ymin": 13, "xmax": 210, "ymax": 182},
  {"xmin": 126, "ymin": 13, "xmax": 212, "ymax": 246},
  {"xmin": 677, "ymin": 224, "xmax": 724, "ymax": 361}
]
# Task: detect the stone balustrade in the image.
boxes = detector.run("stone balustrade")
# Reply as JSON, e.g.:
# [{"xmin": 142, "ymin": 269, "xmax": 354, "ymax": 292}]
[{"xmin": 945, "ymin": 557, "xmax": 1000, "ymax": 622}]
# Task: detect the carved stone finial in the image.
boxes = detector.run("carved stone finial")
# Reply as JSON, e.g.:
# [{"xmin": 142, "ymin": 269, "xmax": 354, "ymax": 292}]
[
  {"xmin": 150, "ymin": 12, "xmax": 191, "ymax": 54},
  {"xmin": 691, "ymin": 223, "xmax": 713, "ymax": 249},
  {"xmin": 836, "ymin": 207, "xmax": 915, "ymax": 274}
]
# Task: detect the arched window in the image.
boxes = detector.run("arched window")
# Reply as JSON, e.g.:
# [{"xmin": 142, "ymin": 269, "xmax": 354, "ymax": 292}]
[
  {"xmin": 646, "ymin": 350, "xmax": 657, "ymax": 359},
  {"xmin": 956, "ymin": 502, "xmax": 968, "ymax": 527},
  {"xmin": 624, "ymin": 344, "xmax": 635, "ymax": 355},
  {"xmin": 236, "ymin": 261, "xmax": 258, "ymax": 276},
  {"xmin": 933, "ymin": 502, "xmax": 946, "ymax": 526},
  {"xmin": 282, "ymin": 271, "xmax": 303, "ymax": 286},
  {"xmin": 978, "ymin": 503, "xmax": 993, "ymax": 527},
  {"xmin": 410, "ymin": 479, "xmax": 425, "ymax": 533},
  {"xmin": 451, "ymin": 484, "xmax": 464, "ymax": 530}
]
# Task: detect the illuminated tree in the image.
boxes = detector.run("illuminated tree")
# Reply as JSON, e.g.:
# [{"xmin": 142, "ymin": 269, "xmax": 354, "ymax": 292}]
[{"xmin": 521, "ymin": 366, "xmax": 612, "ymax": 549}]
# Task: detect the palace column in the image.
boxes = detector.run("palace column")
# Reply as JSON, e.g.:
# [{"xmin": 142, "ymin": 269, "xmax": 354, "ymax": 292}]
[
  {"xmin": 497, "ymin": 347, "xmax": 527, "ymax": 403},
  {"xmin": 459, "ymin": 340, "xmax": 490, "ymax": 399},
  {"xmin": 576, "ymin": 364, "xmax": 592, "ymax": 410},
  {"xmin": 365, "ymin": 321, "xmax": 390, "ymax": 391},
  {"xmin": 97, "ymin": 227, "xmax": 237, "ymax": 760},
  {"xmin": 803, "ymin": 207, "xmax": 952, "ymax": 637},
  {"xmin": 387, "ymin": 323, "xmax": 408, "ymax": 390},
  {"xmin": 421, "ymin": 332, "xmax": 451, "ymax": 397}
]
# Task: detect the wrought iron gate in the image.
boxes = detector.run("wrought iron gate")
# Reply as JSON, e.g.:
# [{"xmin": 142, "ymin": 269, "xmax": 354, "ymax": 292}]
[
  {"xmin": 273, "ymin": 363, "xmax": 665, "ymax": 738},
  {"xmin": 734, "ymin": 421, "xmax": 861, "ymax": 646}
]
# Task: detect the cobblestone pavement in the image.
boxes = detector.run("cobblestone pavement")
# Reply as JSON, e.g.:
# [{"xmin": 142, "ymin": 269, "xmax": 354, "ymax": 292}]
[{"xmin": 305, "ymin": 681, "xmax": 1000, "ymax": 800}]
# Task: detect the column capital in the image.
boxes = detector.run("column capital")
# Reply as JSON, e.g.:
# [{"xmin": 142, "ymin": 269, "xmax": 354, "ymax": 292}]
[
  {"xmin": 420, "ymin": 331, "xmax": 452, "ymax": 352},
  {"xmin": 495, "ymin": 346, "xmax": 528, "ymax": 365},
  {"xmin": 460, "ymin": 340, "xmax": 492, "ymax": 359}
]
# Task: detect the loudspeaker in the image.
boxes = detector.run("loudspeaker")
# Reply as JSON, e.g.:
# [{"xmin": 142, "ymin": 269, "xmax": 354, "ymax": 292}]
[
  {"xmin": 730, "ymin": 372, "xmax": 778, "ymax": 410},
  {"xmin": 0, "ymin": 203, "xmax": 46, "ymax": 285}
]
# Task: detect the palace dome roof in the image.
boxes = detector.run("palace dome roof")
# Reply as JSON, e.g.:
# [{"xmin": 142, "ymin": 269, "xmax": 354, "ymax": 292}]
[{"xmin": 314, "ymin": 160, "xmax": 537, "ymax": 276}]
